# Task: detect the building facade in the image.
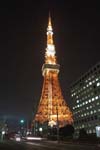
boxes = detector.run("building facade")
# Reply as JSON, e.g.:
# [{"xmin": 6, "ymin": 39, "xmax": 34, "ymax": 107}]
[{"xmin": 70, "ymin": 62, "xmax": 100, "ymax": 136}]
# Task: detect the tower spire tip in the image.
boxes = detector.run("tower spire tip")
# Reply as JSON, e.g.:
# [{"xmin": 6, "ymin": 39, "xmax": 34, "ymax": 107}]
[{"xmin": 48, "ymin": 12, "xmax": 51, "ymax": 26}]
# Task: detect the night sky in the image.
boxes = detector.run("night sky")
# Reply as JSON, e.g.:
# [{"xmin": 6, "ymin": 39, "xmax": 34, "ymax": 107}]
[{"xmin": 0, "ymin": 0, "xmax": 100, "ymax": 121}]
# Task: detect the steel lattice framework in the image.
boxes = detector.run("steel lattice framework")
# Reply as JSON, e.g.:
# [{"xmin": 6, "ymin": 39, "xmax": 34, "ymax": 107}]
[{"xmin": 34, "ymin": 14, "xmax": 73, "ymax": 127}]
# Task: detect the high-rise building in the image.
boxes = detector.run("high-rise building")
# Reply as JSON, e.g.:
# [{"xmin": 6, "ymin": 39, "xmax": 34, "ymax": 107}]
[
  {"xmin": 70, "ymin": 62, "xmax": 100, "ymax": 136},
  {"xmin": 33, "ymin": 14, "xmax": 73, "ymax": 128}
]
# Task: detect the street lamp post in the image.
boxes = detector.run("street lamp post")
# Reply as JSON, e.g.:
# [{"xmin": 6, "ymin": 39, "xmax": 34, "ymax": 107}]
[
  {"xmin": 56, "ymin": 105, "xmax": 59, "ymax": 142},
  {"xmin": 20, "ymin": 119, "xmax": 25, "ymax": 136},
  {"xmin": 1, "ymin": 131, "xmax": 5, "ymax": 141}
]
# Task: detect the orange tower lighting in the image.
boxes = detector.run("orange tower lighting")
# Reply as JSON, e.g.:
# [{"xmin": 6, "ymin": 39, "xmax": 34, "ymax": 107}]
[{"xmin": 34, "ymin": 14, "xmax": 73, "ymax": 127}]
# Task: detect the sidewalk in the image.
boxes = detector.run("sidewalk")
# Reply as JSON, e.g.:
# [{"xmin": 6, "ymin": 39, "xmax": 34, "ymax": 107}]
[{"xmin": 44, "ymin": 139, "xmax": 100, "ymax": 147}]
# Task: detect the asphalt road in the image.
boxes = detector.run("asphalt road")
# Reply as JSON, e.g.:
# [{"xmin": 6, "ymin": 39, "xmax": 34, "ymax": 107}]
[{"xmin": 0, "ymin": 140, "xmax": 99, "ymax": 150}]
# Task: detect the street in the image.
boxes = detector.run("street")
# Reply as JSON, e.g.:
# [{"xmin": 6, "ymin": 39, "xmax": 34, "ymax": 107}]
[{"xmin": 0, "ymin": 140, "xmax": 99, "ymax": 150}]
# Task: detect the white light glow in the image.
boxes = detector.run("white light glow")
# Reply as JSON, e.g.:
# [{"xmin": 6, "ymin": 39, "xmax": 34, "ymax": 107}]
[
  {"xmin": 39, "ymin": 127, "xmax": 43, "ymax": 132},
  {"xmin": 97, "ymin": 82, "xmax": 100, "ymax": 86},
  {"xmin": 96, "ymin": 126, "xmax": 100, "ymax": 137},
  {"xmin": 89, "ymin": 99, "xmax": 91, "ymax": 103},
  {"xmin": 2, "ymin": 131, "xmax": 5, "ymax": 135},
  {"xmin": 26, "ymin": 137, "xmax": 42, "ymax": 140},
  {"xmin": 95, "ymin": 96, "xmax": 98, "ymax": 99},
  {"xmin": 47, "ymin": 31, "xmax": 53, "ymax": 35},
  {"xmin": 46, "ymin": 45, "xmax": 55, "ymax": 57},
  {"xmin": 15, "ymin": 137, "xmax": 21, "ymax": 142},
  {"xmin": 47, "ymin": 26, "xmax": 52, "ymax": 31},
  {"xmin": 48, "ymin": 120, "xmax": 56, "ymax": 127},
  {"xmin": 77, "ymin": 100, "xmax": 79, "ymax": 103},
  {"xmin": 96, "ymin": 78, "xmax": 99, "ymax": 81},
  {"xmin": 89, "ymin": 82, "xmax": 92, "ymax": 85}
]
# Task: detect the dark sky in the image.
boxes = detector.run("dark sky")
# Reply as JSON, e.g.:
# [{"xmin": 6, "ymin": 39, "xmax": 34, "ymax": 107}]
[{"xmin": 0, "ymin": 0, "xmax": 100, "ymax": 120}]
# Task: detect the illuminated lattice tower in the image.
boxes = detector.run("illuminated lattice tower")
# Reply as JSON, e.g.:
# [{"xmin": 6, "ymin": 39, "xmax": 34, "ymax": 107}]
[{"xmin": 34, "ymin": 15, "xmax": 73, "ymax": 127}]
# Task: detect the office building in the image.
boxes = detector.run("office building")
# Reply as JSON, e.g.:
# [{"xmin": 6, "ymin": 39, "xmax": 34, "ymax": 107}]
[{"xmin": 70, "ymin": 62, "xmax": 100, "ymax": 136}]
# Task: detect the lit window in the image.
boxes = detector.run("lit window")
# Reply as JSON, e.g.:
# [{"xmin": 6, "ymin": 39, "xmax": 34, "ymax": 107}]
[
  {"xmin": 96, "ymin": 78, "xmax": 99, "ymax": 81},
  {"xmin": 89, "ymin": 82, "xmax": 92, "ymax": 85},
  {"xmin": 73, "ymin": 92, "xmax": 76, "ymax": 96},
  {"xmin": 97, "ymin": 82, "xmax": 100, "ymax": 86},
  {"xmin": 85, "ymin": 80, "xmax": 88, "ymax": 83},
  {"xmin": 89, "ymin": 130, "xmax": 92, "ymax": 133},
  {"xmin": 92, "ymin": 80, "xmax": 95, "ymax": 83},
  {"xmin": 95, "ymin": 96, "xmax": 98, "ymax": 100},
  {"xmin": 92, "ymin": 98, "xmax": 94, "ymax": 101},
  {"xmin": 87, "ymin": 112, "xmax": 89, "ymax": 115},
  {"xmin": 93, "ymin": 129, "xmax": 95, "ymax": 133},
  {"xmin": 82, "ymin": 124, "xmax": 84, "ymax": 128},
  {"xmin": 86, "ymin": 107, "xmax": 88, "ymax": 110},
  {"xmin": 88, "ymin": 77, "xmax": 91, "ymax": 81},
  {"xmin": 89, "ymin": 99, "xmax": 91, "ymax": 103},
  {"xmin": 90, "ymin": 111, "xmax": 93, "ymax": 114},
  {"xmin": 86, "ymin": 101, "xmax": 88, "ymax": 104},
  {"xmin": 77, "ymin": 100, "xmax": 79, "ymax": 103},
  {"xmin": 94, "ymin": 110, "xmax": 96, "ymax": 113}
]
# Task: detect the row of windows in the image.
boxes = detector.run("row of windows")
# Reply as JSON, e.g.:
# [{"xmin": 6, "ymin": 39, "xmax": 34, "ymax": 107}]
[
  {"xmin": 85, "ymin": 76, "xmax": 98, "ymax": 83},
  {"xmin": 74, "ymin": 115, "xmax": 98, "ymax": 125},
  {"xmin": 71, "ymin": 67, "xmax": 100, "ymax": 89},
  {"xmin": 76, "ymin": 90, "xmax": 100, "ymax": 102},
  {"xmin": 71, "ymin": 81, "xmax": 100, "ymax": 97},
  {"xmin": 75, "ymin": 91, "xmax": 93, "ymax": 101},
  {"xmin": 75, "ymin": 126, "xmax": 96, "ymax": 134},
  {"xmin": 73, "ymin": 95, "xmax": 100, "ymax": 110},
  {"xmin": 87, "ymin": 129, "xmax": 96, "ymax": 134},
  {"xmin": 74, "ymin": 108, "xmax": 100, "ymax": 118}
]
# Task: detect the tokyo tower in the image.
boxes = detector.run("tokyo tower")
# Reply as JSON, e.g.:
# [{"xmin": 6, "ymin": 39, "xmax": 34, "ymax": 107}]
[{"xmin": 34, "ymin": 14, "xmax": 73, "ymax": 127}]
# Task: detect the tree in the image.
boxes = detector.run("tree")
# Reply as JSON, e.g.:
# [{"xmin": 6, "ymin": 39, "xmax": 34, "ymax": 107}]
[
  {"xmin": 79, "ymin": 128, "xmax": 88, "ymax": 139},
  {"xmin": 60, "ymin": 124, "xmax": 74, "ymax": 137}
]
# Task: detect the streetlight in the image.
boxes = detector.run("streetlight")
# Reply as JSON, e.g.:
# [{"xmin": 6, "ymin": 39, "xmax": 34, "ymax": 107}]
[
  {"xmin": 1, "ymin": 131, "xmax": 5, "ymax": 141},
  {"xmin": 39, "ymin": 127, "xmax": 43, "ymax": 132},
  {"xmin": 39, "ymin": 127, "xmax": 43, "ymax": 137},
  {"xmin": 20, "ymin": 119, "xmax": 24, "ymax": 124},
  {"xmin": 20, "ymin": 119, "xmax": 25, "ymax": 136}
]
